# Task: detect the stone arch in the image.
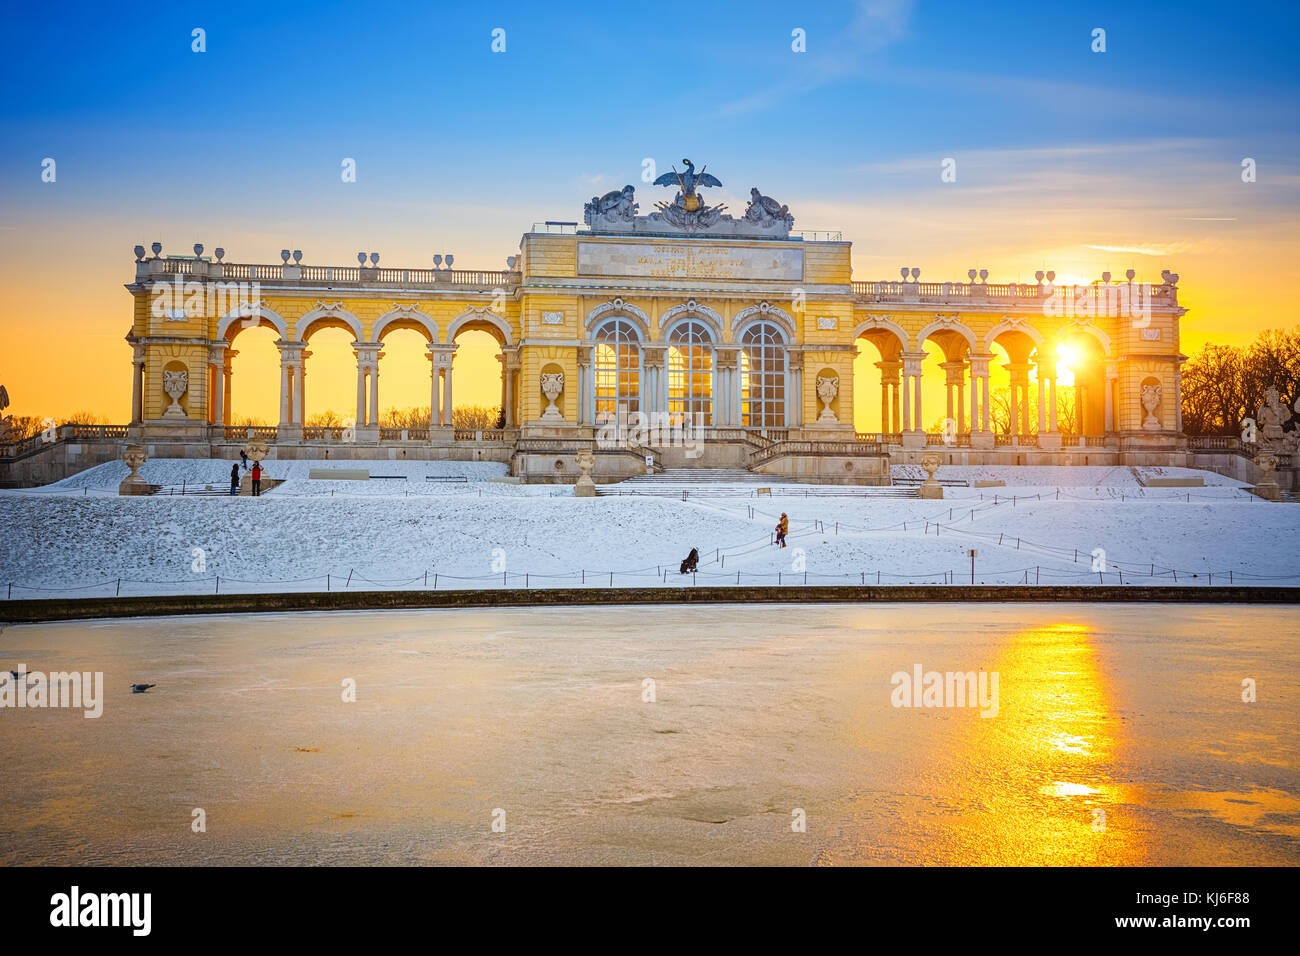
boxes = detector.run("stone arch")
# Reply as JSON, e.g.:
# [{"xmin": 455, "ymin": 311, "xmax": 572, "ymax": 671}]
[
  {"xmin": 983, "ymin": 315, "xmax": 1045, "ymax": 352},
  {"xmin": 585, "ymin": 298, "xmax": 650, "ymax": 340},
  {"xmin": 218, "ymin": 302, "xmax": 287, "ymax": 342},
  {"xmin": 852, "ymin": 315, "xmax": 910, "ymax": 354},
  {"xmin": 447, "ymin": 307, "xmax": 513, "ymax": 346},
  {"xmin": 659, "ymin": 300, "xmax": 724, "ymax": 342},
  {"xmin": 732, "ymin": 302, "xmax": 795, "ymax": 342},
  {"xmin": 372, "ymin": 306, "xmax": 439, "ymax": 344},
  {"xmin": 297, "ymin": 304, "xmax": 364, "ymax": 343},
  {"xmin": 916, "ymin": 315, "xmax": 978, "ymax": 355},
  {"xmin": 1056, "ymin": 321, "xmax": 1112, "ymax": 356}
]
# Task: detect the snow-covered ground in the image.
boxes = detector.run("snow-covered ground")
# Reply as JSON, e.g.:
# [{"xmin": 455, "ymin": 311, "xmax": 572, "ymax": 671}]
[{"xmin": 0, "ymin": 459, "xmax": 1294, "ymax": 599}]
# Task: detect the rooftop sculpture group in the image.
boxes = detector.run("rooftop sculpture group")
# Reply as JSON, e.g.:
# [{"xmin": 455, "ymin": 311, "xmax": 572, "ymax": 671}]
[{"xmin": 584, "ymin": 158, "xmax": 795, "ymax": 237}]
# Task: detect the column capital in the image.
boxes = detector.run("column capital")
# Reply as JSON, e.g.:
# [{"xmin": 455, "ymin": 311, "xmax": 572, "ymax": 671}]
[{"xmin": 715, "ymin": 346, "xmax": 740, "ymax": 370}]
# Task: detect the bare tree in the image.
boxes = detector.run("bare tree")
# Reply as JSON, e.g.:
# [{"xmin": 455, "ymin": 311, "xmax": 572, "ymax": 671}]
[
  {"xmin": 452, "ymin": 404, "xmax": 501, "ymax": 430},
  {"xmin": 1181, "ymin": 327, "xmax": 1300, "ymax": 435},
  {"xmin": 379, "ymin": 406, "xmax": 432, "ymax": 429},
  {"xmin": 306, "ymin": 409, "xmax": 343, "ymax": 427}
]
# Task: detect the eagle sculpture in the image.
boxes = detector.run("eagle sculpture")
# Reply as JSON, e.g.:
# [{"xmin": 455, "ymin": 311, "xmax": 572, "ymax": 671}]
[{"xmin": 653, "ymin": 159, "xmax": 722, "ymax": 212}]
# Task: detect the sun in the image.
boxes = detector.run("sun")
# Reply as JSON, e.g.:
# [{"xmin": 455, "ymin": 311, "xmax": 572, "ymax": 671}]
[{"xmin": 1054, "ymin": 343, "xmax": 1078, "ymax": 387}]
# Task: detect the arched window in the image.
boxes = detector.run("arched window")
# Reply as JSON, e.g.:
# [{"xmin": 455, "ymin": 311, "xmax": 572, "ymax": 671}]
[
  {"xmin": 594, "ymin": 319, "xmax": 641, "ymax": 420},
  {"xmin": 740, "ymin": 322, "xmax": 786, "ymax": 427},
  {"xmin": 667, "ymin": 320, "xmax": 713, "ymax": 426}
]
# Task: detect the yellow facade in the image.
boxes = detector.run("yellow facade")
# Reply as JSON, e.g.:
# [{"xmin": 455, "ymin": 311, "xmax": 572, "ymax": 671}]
[{"xmin": 123, "ymin": 208, "xmax": 1189, "ymax": 480}]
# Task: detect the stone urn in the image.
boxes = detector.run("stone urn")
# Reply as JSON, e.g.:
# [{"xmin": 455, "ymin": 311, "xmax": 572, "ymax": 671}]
[
  {"xmin": 1141, "ymin": 383, "xmax": 1162, "ymax": 430},
  {"xmin": 244, "ymin": 437, "xmax": 270, "ymax": 461},
  {"xmin": 816, "ymin": 375, "xmax": 840, "ymax": 423},
  {"xmin": 119, "ymin": 444, "xmax": 151, "ymax": 496},
  {"xmin": 540, "ymin": 372, "xmax": 565, "ymax": 422},
  {"xmin": 918, "ymin": 452, "xmax": 944, "ymax": 499},
  {"xmin": 574, "ymin": 448, "xmax": 596, "ymax": 498},
  {"xmin": 162, "ymin": 369, "xmax": 189, "ymax": 419}
]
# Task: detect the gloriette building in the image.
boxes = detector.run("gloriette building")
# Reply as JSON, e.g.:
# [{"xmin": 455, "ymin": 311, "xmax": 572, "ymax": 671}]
[{"xmin": 115, "ymin": 159, "xmax": 1190, "ymax": 483}]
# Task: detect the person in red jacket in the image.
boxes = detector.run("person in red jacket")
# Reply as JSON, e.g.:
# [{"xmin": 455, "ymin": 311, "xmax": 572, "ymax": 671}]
[{"xmin": 250, "ymin": 461, "xmax": 263, "ymax": 497}]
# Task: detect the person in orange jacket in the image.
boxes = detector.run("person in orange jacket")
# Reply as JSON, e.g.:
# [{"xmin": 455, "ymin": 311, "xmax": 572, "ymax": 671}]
[
  {"xmin": 250, "ymin": 460, "xmax": 263, "ymax": 497},
  {"xmin": 775, "ymin": 512, "xmax": 789, "ymax": 547}
]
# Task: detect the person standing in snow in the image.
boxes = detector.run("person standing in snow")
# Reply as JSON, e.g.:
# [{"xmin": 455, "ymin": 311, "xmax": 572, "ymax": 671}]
[
  {"xmin": 250, "ymin": 460, "xmax": 263, "ymax": 497},
  {"xmin": 230, "ymin": 463, "xmax": 240, "ymax": 496},
  {"xmin": 775, "ymin": 513, "xmax": 789, "ymax": 548},
  {"xmin": 240, "ymin": 450, "xmax": 248, "ymax": 471}
]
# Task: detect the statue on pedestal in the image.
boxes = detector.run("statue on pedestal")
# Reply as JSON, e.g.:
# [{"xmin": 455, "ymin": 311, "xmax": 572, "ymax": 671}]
[{"xmin": 574, "ymin": 448, "xmax": 596, "ymax": 497}]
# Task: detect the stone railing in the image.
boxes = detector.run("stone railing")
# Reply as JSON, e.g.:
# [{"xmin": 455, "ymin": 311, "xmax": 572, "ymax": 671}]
[
  {"xmin": 1188, "ymin": 435, "xmax": 1259, "ymax": 459},
  {"xmin": 453, "ymin": 429, "xmax": 508, "ymax": 442},
  {"xmin": 750, "ymin": 438, "xmax": 881, "ymax": 467},
  {"xmin": 220, "ymin": 425, "xmax": 278, "ymax": 441},
  {"xmin": 301, "ymin": 426, "xmax": 347, "ymax": 441},
  {"xmin": 851, "ymin": 279, "xmax": 1177, "ymax": 307},
  {"xmin": 65, "ymin": 424, "xmax": 130, "ymax": 439},
  {"xmin": 135, "ymin": 256, "xmax": 521, "ymax": 291}
]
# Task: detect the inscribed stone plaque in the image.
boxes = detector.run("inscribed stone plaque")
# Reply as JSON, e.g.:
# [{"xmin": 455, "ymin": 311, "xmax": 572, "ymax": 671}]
[{"xmin": 578, "ymin": 241, "xmax": 803, "ymax": 281}]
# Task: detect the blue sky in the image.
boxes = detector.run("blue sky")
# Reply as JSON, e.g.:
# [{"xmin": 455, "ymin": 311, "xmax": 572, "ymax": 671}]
[{"xmin": 3, "ymin": 0, "xmax": 1296, "ymax": 225}]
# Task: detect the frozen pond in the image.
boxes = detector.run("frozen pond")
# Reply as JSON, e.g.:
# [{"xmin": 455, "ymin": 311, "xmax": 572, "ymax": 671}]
[{"xmin": 1, "ymin": 603, "xmax": 1296, "ymax": 865}]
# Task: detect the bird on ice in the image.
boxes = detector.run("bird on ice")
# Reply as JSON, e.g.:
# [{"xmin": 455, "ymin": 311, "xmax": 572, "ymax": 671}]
[{"xmin": 131, "ymin": 683, "xmax": 156, "ymax": 694}]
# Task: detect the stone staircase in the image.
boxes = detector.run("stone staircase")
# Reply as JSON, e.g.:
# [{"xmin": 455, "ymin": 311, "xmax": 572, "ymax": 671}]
[{"xmin": 597, "ymin": 468, "xmax": 918, "ymax": 498}]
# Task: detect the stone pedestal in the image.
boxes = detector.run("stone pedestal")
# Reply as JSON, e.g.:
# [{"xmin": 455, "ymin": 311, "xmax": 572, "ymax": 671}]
[
  {"xmin": 918, "ymin": 452, "xmax": 944, "ymax": 498},
  {"xmin": 1038, "ymin": 431, "xmax": 1063, "ymax": 451},
  {"xmin": 1252, "ymin": 482, "xmax": 1281, "ymax": 501},
  {"xmin": 970, "ymin": 431, "xmax": 995, "ymax": 450},
  {"xmin": 118, "ymin": 444, "xmax": 155, "ymax": 496},
  {"xmin": 574, "ymin": 449, "xmax": 597, "ymax": 497},
  {"xmin": 902, "ymin": 430, "xmax": 926, "ymax": 450}
]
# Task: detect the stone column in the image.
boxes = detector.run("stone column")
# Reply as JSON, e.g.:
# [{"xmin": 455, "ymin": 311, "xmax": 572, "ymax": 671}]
[
  {"xmin": 877, "ymin": 374, "xmax": 889, "ymax": 433},
  {"xmin": 1036, "ymin": 366, "xmax": 1047, "ymax": 433},
  {"xmin": 434, "ymin": 353, "xmax": 444, "ymax": 424},
  {"xmin": 278, "ymin": 361, "xmax": 289, "ymax": 425},
  {"xmin": 208, "ymin": 345, "xmax": 225, "ymax": 426},
  {"xmin": 575, "ymin": 346, "xmax": 591, "ymax": 427},
  {"xmin": 504, "ymin": 349, "xmax": 519, "ymax": 427},
  {"xmin": 965, "ymin": 354, "xmax": 993, "ymax": 447},
  {"xmin": 442, "ymin": 357, "xmax": 453, "ymax": 426},
  {"xmin": 787, "ymin": 350, "xmax": 803, "ymax": 427},
  {"xmin": 299, "ymin": 351, "xmax": 309, "ymax": 425},
  {"xmin": 900, "ymin": 351, "xmax": 926, "ymax": 446},
  {"xmin": 1104, "ymin": 362, "xmax": 1118, "ymax": 433},
  {"xmin": 969, "ymin": 366, "xmax": 978, "ymax": 434},
  {"xmin": 369, "ymin": 356, "xmax": 381, "ymax": 427},
  {"xmin": 223, "ymin": 351, "xmax": 235, "ymax": 427},
  {"xmin": 1173, "ymin": 364, "xmax": 1183, "ymax": 434},
  {"xmin": 642, "ymin": 346, "xmax": 666, "ymax": 418},
  {"xmin": 977, "ymin": 374, "xmax": 987, "ymax": 434},
  {"xmin": 356, "ymin": 362, "xmax": 367, "ymax": 427},
  {"xmin": 716, "ymin": 348, "xmax": 739, "ymax": 427}
]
